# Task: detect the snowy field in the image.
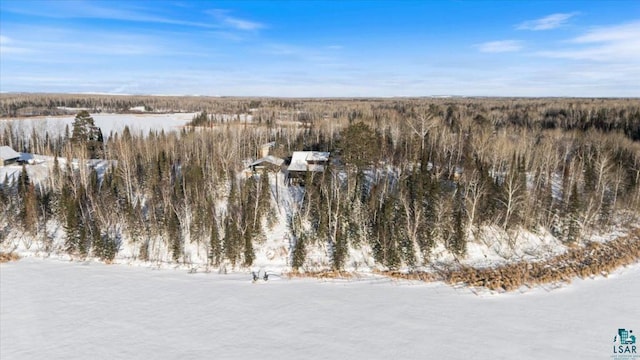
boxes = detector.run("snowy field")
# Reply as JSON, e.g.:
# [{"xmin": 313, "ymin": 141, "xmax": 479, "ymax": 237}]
[{"xmin": 2, "ymin": 258, "xmax": 638, "ymax": 360}]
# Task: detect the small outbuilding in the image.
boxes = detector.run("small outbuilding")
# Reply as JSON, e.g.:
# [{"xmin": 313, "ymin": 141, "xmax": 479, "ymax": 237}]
[
  {"xmin": 248, "ymin": 155, "xmax": 285, "ymax": 173},
  {"xmin": 259, "ymin": 142, "xmax": 276, "ymax": 158}
]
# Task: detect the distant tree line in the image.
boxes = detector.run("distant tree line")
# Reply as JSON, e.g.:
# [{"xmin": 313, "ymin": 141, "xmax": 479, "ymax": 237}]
[{"xmin": 3, "ymin": 94, "xmax": 640, "ymax": 141}]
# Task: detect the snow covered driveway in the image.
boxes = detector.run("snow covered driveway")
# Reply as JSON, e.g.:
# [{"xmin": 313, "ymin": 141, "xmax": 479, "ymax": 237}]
[{"xmin": 2, "ymin": 259, "xmax": 638, "ymax": 359}]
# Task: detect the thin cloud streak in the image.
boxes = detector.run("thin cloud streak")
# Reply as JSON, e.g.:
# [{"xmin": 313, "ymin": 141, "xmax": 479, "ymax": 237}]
[
  {"xmin": 223, "ymin": 16, "xmax": 264, "ymax": 31},
  {"xmin": 0, "ymin": 33, "xmax": 162, "ymax": 59},
  {"xmin": 517, "ymin": 13, "xmax": 578, "ymax": 31},
  {"xmin": 1, "ymin": 1, "xmax": 217, "ymax": 29},
  {"xmin": 207, "ymin": 9, "xmax": 265, "ymax": 31},
  {"xmin": 0, "ymin": 25, "xmax": 223, "ymax": 63},
  {"xmin": 572, "ymin": 20, "xmax": 640, "ymax": 43},
  {"xmin": 475, "ymin": 40, "xmax": 523, "ymax": 53},
  {"xmin": 0, "ymin": 35, "xmax": 34, "ymax": 54},
  {"xmin": 537, "ymin": 20, "xmax": 640, "ymax": 61}
]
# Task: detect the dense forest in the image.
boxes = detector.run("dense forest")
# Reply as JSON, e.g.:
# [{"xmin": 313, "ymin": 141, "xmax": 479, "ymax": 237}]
[{"xmin": 1, "ymin": 95, "xmax": 639, "ymax": 271}]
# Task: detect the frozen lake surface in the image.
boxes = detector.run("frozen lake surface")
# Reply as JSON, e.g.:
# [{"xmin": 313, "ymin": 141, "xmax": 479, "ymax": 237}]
[
  {"xmin": 0, "ymin": 112, "xmax": 198, "ymax": 138},
  {"xmin": 1, "ymin": 258, "xmax": 638, "ymax": 360}
]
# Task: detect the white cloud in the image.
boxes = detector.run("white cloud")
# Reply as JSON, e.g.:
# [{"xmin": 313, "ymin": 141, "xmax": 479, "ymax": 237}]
[
  {"xmin": 0, "ymin": 26, "xmax": 200, "ymax": 65},
  {"xmin": 572, "ymin": 21, "xmax": 640, "ymax": 43},
  {"xmin": 0, "ymin": 35, "xmax": 34, "ymax": 54},
  {"xmin": 207, "ymin": 10, "xmax": 264, "ymax": 31},
  {"xmin": 537, "ymin": 21, "xmax": 640, "ymax": 61},
  {"xmin": 517, "ymin": 13, "xmax": 578, "ymax": 31},
  {"xmin": 475, "ymin": 40, "xmax": 523, "ymax": 53},
  {"xmin": 223, "ymin": 16, "xmax": 263, "ymax": 31},
  {"xmin": 1, "ymin": 2, "xmax": 216, "ymax": 28}
]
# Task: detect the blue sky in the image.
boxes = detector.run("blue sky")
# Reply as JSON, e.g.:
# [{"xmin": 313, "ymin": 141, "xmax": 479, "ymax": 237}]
[{"xmin": 1, "ymin": 0, "xmax": 638, "ymax": 97}]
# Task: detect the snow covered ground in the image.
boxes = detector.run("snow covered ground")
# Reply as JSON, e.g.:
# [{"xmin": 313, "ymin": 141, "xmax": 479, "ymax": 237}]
[
  {"xmin": 2, "ymin": 257, "xmax": 638, "ymax": 360},
  {"xmin": 0, "ymin": 154, "xmax": 113, "ymax": 187}
]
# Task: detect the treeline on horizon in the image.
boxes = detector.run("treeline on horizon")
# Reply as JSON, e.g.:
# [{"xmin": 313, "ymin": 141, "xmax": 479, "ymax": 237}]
[
  {"xmin": 1, "ymin": 96, "xmax": 639, "ymax": 269},
  {"xmin": 2, "ymin": 93, "xmax": 640, "ymax": 141}
]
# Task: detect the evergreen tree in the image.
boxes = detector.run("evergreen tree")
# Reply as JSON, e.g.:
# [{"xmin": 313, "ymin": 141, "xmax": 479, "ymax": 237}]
[
  {"xmin": 258, "ymin": 169, "xmax": 271, "ymax": 217},
  {"xmin": 583, "ymin": 154, "xmax": 597, "ymax": 194},
  {"xmin": 331, "ymin": 221, "xmax": 348, "ymax": 270},
  {"xmin": 167, "ymin": 208, "xmax": 182, "ymax": 262},
  {"xmin": 564, "ymin": 182, "xmax": 582, "ymax": 244},
  {"xmin": 64, "ymin": 196, "xmax": 82, "ymax": 254},
  {"xmin": 17, "ymin": 165, "xmax": 30, "ymax": 196},
  {"xmin": 21, "ymin": 182, "xmax": 38, "ymax": 235},
  {"xmin": 222, "ymin": 179, "xmax": 243, "ymax": 265},
  {"xmin": 291, "ymin": 232, "xmax": 307, "ymax": 270},
  {"xmin": 243, "ymin": 229, "xmax": 255, "ymax": 267},
  {"xmin": 223, "ymin": 213, "xmax": 240, "ymax": 265},
  {"xmin": 372, "ymin": 196, "xmax": 401, "ymax": 269},
  {"xmin": 77, "ymin": 218, "xmax": 88, "ymax": 256},
  {"xmin": 91, "ymin": 222, "xmax": 104, "ymax": 259},
  {"xmin": 394, "ymin": 194, "xmax": 414, "ymax": 267},
  {"xmin": 0, "ymin": 174, "xmax": 8, "ymax": 207},
  {"xmin": 71, "ymin": 110, "xmax": 103, "ymax": 158},
  {"xmin": 338, "ymin": 122, "xmax": 380, "ymax": 170},
  {"xmin": 209, "ymin": 215, "xmax": 222, "ymax": 265},
  {"xmin": 599, "ymin": 189, "xmax": 614, "ymax": 226},
  {"xmin": 423, "ymin": 173, "xmax": 440, "ymax": 254},
  {"xmin": 17, "ymin": 166, "xmax": 38, "ymax": 235},
  {"xmin": 448, "ymin": 187, "xmax": 467, "ymax": 257}
]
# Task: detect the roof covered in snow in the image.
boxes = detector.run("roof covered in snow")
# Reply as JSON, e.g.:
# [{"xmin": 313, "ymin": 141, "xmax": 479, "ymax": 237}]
[
  {"xmin": 291, "ymin": 151, "xmax": 330, "ymax": 163},
  {"xmin": 0, "ymin": 146, "xmax": 20, "ymax": 161},
  {"xmin": 249, "ymin": 155, "xmax": 284, "ymax": 168},
  {"xmin": 288, "ymin": 151, "xmax": 330, "ymax": 172}
]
